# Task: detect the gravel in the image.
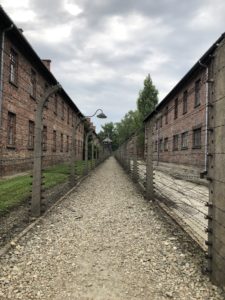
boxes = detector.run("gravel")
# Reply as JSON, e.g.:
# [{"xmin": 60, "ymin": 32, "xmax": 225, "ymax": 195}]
[{"xmin": 0, "ymin": 157, "xmax": 224, "ymax": 299}]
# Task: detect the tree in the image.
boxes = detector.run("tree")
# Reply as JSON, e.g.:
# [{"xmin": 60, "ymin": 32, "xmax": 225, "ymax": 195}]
[
  {"xmin": 98, "ymin": 122, "xmax": 118, "ymax": 151},
  {"xmin": 137, "ymin": 74, "xmax": 158, "ymax": 120},
  {"xmin": 115, "ymin": 110, "xmax": 141, "ymax": 144}
]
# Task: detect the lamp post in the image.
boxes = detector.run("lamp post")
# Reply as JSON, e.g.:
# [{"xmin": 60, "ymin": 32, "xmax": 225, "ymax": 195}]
[{"xmin": 70, "ymin": 109, "xmax": 107, "ymax": 184}]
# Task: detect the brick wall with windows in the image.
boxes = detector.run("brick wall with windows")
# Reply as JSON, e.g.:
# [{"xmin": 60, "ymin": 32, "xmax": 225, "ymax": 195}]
[
  {"xmin": 146, "ymin": 68, "xmax": 206, "ymax": 170},
  {"xmin": 0, "ymin": 30, "xmax": 85, "ymax": 176}
]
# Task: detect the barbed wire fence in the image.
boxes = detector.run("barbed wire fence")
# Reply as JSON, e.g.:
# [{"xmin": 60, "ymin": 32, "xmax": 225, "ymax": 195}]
[
  {"xmin": 0, "ymin": 46, "xmax": 110, "ymax": 221},
  {"xmin": 115, "ymin": 39, "xmax": 225, "ymax": 288}
]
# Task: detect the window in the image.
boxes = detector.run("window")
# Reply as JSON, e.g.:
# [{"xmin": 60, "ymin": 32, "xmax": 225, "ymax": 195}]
[
  {"xmin": 193, "ymin": 127, "xmax": 201, "ymax": 148},
  {"xmin": 165, "ymin": 106, "xmax": 168, "ymax": 124},
  {"xmin": 44, "ymin": 83, "xmax": 49, "ymax": 108},
  {"xmin": 173, "ymin": 134, "xmax": 179, "ymax": 151},
  {"xmin": 42, "ymin": 126, "xmax": 47, "ymax": 151},
  {"xmin": 7, "ymin": 112, "xmax": 16, "ymax": 147},
  {"xmin": 53, "ymin": 130, "xmax": 56, "ymax": 152},
  {"xmin": 9, "ymin": 49, "xmax": 18, "ymax": 85},
  {"xmin": 54, "ymin": 94, "xmax": 58, "ymax": 115},
  {"xmin": 159, "ymin": 116, "xmax": 162, "ymax": 128},
  {"xmin": 174, "ymin": 98, "xmax": 178, "ymax": 119},
  {"xmin": 164, "ymin": 137, "xmax": 168, "ymax": 151},
  {"xmin": 155, "ymin": 121, "xmax": 158, "ymax": 130},
  {"xmin": 28, "ymin": 120, "xmax": 35, "ymax": 149},
  {"xmin": 67, "ymin": 106, "xmax": 70, "ymax": 124},
  {"xmin": 181, "ymin": 131, "xmax": 188, "ymax": 149},
  {"xmin": 195, "ymin": 79, "xmax": 201, "ymax": 107},
  {"xmin": 30, "ymin": 69, "xmax": 36, "ymax": 98},
  {"xmin": 61, "ymin": 100, "xmax": 64, "ymax": 120},
  {"xmin": 183, "ymin": 90, "xmax": 188, "ymax": 114},
  {"xmin": 159, "ymin": 138, "xmax": 163, "ymax": 152},
  {"xmin": 60, "ymin": 133, "xmax": 63, "ymax": 152},
  {"xmin": 66, "ymin": 135, "xmax": 69, "ymax": 152},
  {"xmin": 72, "ymin": 113, "xmax": 74, "ymax": 127},
  {"xmin": 154, "ymin": 140, "xmax": 158, "ymax": 152}
]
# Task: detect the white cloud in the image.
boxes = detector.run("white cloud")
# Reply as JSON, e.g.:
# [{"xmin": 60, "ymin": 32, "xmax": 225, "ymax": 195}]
[
  {"xmin": 64, "ymin": 0, "xmax": 83, "ymax": 16},
  {"xmin": 2, "ymin": 0, "xmax": 225, "ymax": 131},
  {"xmin": 1, "ymin": 0, "xmax": 36, "ymax": 23}
]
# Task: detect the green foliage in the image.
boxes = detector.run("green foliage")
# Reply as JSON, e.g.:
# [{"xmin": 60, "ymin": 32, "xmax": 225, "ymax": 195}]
[
  {"xmin": 137, "ymin": 73, "xmax": 158, "ymax": 119},
  {"xmin": 115, "ymin": 110, "xmax": 141, "ymax": 144},
  {"xmin": 98, "ymin": 122, "xmax": 119, "ymax": 151},
  {"xmin": 99, "ymin": 74, "xmax": 158, "ymax": 150}
]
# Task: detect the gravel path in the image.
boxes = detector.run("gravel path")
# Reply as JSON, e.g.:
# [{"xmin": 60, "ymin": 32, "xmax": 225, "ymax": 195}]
[{"xmin": 0, "ymin": 157, "xmax": 224, "ymax": 300}]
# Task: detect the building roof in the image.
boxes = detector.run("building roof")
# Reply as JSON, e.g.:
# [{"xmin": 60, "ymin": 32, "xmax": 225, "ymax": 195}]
[
  {"xmin": 0, "ymin": 5, "xmax": 84, "ymax": 118},
  {"xmin": 143, "ymin": 32, "xmax": 225, "ymax": 123}
]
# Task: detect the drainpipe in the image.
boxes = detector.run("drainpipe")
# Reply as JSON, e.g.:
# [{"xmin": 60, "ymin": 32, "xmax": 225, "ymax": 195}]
[
  {"xmin": 198, "ymin": 60, "xmax": 208, "ymax": 175},
  {"xmin": 0, "ymin": 24, "xmax": 13, "ymax": 127}
]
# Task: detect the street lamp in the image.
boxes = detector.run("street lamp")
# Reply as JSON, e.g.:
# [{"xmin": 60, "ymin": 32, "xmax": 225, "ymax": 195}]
[
  {"xmin": 70, "ymin": 108, "xmax": 107, "ymax": 183},
  {"xmin": 86, "ymin": 109, "xmax": 107, "ymax": 120}
]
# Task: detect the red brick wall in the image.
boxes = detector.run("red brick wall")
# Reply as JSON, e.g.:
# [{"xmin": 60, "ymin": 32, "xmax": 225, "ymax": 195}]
[
  {"xmin": 0, "ymin": 36, "xmax": 84, "ymax": 176},
  {"xmin": 145, "ymin": 69, "xmax": 207, "ymax": 170}
]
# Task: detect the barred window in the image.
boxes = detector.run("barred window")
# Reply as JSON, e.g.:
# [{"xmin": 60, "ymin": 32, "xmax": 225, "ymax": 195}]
[
  {"xmin": 9, "ymin": 49, "xmax": 18, "ymax": 85},
  {"xmin": 7, "ymin": 112, "xmax": 16, "ymax": 147},
  {"xmin": 183, "ymin": 90, "xmax": 188, "ymax": 114},
  {"xmin": 154, "ymin": 140, "xmax": 158, "ymax": 152},
  {"xmin": 181, "ymin": 131, "xmax": 188, "ymax": 149},
  {"xmin": 164, "ymin": 137, "xmax": 168, "ymax": 151},
  {"xmin": 67, "ymin": 106, "xmax": 70, "ymax": 124},
  {"xmin": 193, "ymin": 127, "xmax": 201, "ymax": 148},
  {"xmin": 72, "ymin": 113, "xmax": 74, "ymax": 127},
  {"xmin": 53, "ymin": 130, "xmax": 56, "ymax": 152},
  {"xmin": 30, "ymin": 69, "xmax": 36, "ymax": 98},
  {"xmin": 159, "ymin": 138, "xmax": 163, "ymax": 152},
  {"xmin": 173, "ymin": 134, "xmax": 179, "ymax": 151},
  {"xmin": 28, "ymin": 120, "xmax": 35, "ymax": 149},
  {"xmin": 54, "ymin": 94, "xmax": 58, "ymax": 115},
  {"xmin": 61, "ymin": 100, "xmax": 64, "ymax": 120},
  {"xmin": 42, "ymin": 126, "xmax": 47, "ymax": 151},
  {"xmin": 165, "ymin": 106, "xmax": 168, "ymax": 124},
  {"xmin": 174, "ymin": 98, "xmax": 178, "ymax": 119},
  {"xmin": 195, "ymin": 79, "xmax": 201, "ymax": 107},
  {"xmin": 159, "ymin": 116, "xmax": 162, "ymax": 128},
  {"xmin": 66, "ymin": 135, "xmax": 69, "ymax": 152}
]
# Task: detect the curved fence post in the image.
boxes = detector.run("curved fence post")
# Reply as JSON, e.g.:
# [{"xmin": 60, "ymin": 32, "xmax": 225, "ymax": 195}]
[{"xmin": 31, "ymin": 84, "xmax": 61, "ymax": 217}]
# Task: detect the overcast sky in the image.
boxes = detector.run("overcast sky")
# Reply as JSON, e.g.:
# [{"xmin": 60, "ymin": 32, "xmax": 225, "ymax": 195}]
[{"xmin": 1, "ymin": 0, "xmax": 225, "ymax": 131}]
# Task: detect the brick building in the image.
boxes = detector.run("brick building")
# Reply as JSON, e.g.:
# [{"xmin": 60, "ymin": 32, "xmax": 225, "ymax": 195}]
[
  {"xmin": 0, "ymin": 6, "xmax": 89, "ymax": 176},
  {"xmin": 144, "ymin": 33, "xmax": 225, "ymax": 176}
]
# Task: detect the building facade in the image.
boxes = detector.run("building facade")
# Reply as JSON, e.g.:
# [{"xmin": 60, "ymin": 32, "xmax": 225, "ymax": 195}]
[
  {"xmin": 144, "ymin": 33, "xmax": 225, "ymax": 175},
  {"xmin": 0, "ymin": 6, "xmax": 87, "ymax": 176}
]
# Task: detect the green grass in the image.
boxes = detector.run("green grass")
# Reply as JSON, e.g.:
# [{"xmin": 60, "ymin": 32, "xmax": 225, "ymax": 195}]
[
  {"xmin": 0, "ymin": 175, "xmax": 32, "ymax": 213},
  {"xmin": 0, "ymin": 160, "xmax": 92, "ymax": 214}
]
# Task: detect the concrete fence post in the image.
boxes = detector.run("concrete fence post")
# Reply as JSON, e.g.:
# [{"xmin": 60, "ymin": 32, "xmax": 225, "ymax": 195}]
[
  {"xmin": 31, "ymin": 84, "xmax": 61, "ymax": 217},
  {"xmin": 91, "ymin": 141, "xmax": 95, "ymax": 169},
  {"xmin": 146, "ymin": 119, "xmax": 154, "ymax": 200},
  {"xmin": 132, "ymin": 136, "xmax": 138, "ymax": 182},
  {"xmin": 126, "ymin": 142, "xmax": 130, "ymax": 172},
  {"xmin": 84, "ymin": 130, "xmax": 93, "ymax": 175},
  {"xmin": 70, "ymin": 124, "xmax": 76, "ymax": 185},
  {"xmin": 207, "ymin": 37, "xmax": 225, "ymax": 288}
]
